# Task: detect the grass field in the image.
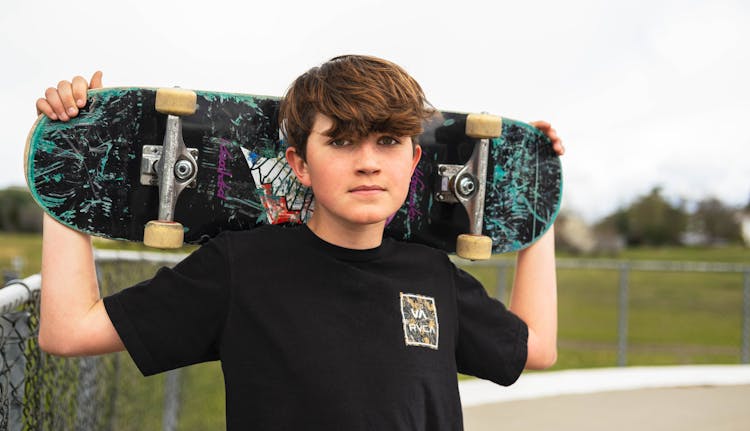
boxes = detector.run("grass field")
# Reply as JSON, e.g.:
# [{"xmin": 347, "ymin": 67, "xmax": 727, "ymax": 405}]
[
  {"xmin": 0, "ymin": 233, "xmax": 42, "ymax": 278},
  {"xmin": 1, "ymin": 233, "xmax": 747, "ymax": 429},
  {"xmin": 462, "ymin": 247, "xmax": 748, "ymax": 370}
]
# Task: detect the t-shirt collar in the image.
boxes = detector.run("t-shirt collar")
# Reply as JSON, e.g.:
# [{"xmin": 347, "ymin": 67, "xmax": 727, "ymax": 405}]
[{"xmin": 301, "ymin": 224, "xmax": 391, "ymax": 262}]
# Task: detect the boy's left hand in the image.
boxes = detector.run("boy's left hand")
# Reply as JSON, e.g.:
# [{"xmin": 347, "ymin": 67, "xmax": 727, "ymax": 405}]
[{"xmin": 531, "ymin": 121, "xmax": 564, "ymax": 156}]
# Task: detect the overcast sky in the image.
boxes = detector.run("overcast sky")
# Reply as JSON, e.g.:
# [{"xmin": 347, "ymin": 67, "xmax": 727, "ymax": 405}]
[{"xmin": 2, "ymin": 0, "xmax": 747, "ymax": 221}]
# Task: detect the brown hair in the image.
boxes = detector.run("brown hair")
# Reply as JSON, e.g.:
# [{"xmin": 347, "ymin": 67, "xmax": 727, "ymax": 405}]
[{"xmin": 279, "ymin": 55, "xmax": 435, "ymax": 159}]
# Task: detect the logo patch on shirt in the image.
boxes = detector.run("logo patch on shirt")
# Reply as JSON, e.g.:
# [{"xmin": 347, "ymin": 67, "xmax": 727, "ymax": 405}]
[{"xmin": 400, "ymin": 292, "xmax": 439, "ymax": 349}]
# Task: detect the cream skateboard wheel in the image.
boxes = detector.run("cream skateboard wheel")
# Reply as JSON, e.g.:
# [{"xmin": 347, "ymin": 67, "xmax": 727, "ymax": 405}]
[
  {"xmin": 456, "ymin": 234, "xmax": 493, "ymax": 260},
  {"xmin": 466, "ymin": 113, "xmax": 503, "ymax": 139},
  {"xmin": 155, "ymin": 88, "xmax": 197, "ymax": 116},
  {"xmin": 144, "ymin": 220, "xmax": 184, "ymax": 249}
]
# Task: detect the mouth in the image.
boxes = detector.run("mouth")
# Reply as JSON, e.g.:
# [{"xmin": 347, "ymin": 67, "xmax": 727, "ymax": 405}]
[{"xmin": 349, "ymin": 185, "xmax": 386, "ymax": 193}]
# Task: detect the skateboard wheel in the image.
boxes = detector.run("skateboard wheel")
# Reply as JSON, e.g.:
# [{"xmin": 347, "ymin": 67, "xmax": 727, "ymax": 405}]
[
  {"xmin": 466, "ymin": 113, "xmax": 502, "ymax": 139},
  {"xmin": 456, "ymin": 234, "xmax": 493, "ymax": 260},
  {"xmin": 155, "ymin": 88, "xmax": 197, "ymax": 116},
  {"xmin": 144, "ymin": 220, "xmax": 185, "ymax": 249}
]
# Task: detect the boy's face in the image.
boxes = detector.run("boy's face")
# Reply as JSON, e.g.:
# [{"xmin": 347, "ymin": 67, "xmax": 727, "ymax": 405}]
[{"xmin": 286, "ymin": 113, "xmax": 422, "ymax": 230}]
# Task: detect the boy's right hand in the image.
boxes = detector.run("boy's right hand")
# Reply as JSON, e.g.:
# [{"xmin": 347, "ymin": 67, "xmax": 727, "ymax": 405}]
[{"xmin": 36, "ymin": 71, "xmax": 103, "ymax": 122}]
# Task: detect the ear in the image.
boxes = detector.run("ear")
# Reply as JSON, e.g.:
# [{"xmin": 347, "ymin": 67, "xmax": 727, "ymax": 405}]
[
  {"xmin": 285, "ymin": 146, "xmax": 312, "ymax": 187},
  {"xmin": 410, "ymin": 144, "xmax": 422, "ymax": 175}
]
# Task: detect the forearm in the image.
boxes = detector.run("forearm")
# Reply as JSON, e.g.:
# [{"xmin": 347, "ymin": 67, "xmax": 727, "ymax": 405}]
[
  {"xmin": 39, "ymin": 214, "xmax": 123, "ymax": 355},
  {"xmin": 509, "ymin": 226, "xmax": 558, "ymax": 369}
]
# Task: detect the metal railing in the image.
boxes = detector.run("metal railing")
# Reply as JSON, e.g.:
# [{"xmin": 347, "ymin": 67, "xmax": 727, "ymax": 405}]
[{"xmin": 461, "ymin": 257, "xmax": 750, "ymax": 366}]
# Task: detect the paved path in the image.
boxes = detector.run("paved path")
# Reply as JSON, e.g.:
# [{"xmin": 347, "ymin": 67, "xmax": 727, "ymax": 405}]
[
  {"xmin": 460, "ymin": 366, "xmax": 750, "ymax": 431},
  {"xmin": 463, "ymin": 385, "xmax": 750, "ymax": 431}
]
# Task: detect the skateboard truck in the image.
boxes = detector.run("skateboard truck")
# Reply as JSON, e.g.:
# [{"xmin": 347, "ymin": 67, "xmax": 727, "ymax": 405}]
[
  {"xmin": 436, "ymin": 113, "xmax": 502, "ymax": 260},
  {"xmin": 141, "ymin": 145, "xmax": 199, "ymax": 188},
  {"xmin": 141, "ymin": 88, "xmax": 198, "ymax": 249}
]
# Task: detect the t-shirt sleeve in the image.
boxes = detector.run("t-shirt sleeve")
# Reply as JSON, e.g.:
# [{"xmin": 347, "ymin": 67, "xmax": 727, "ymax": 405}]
[
  {"xmin": 103, "ymin": 234, "xmax": 231, "ymax": 376},
  {"xmin": 454, "ymin": 265, "xmax": 528, "ymax": 386}
]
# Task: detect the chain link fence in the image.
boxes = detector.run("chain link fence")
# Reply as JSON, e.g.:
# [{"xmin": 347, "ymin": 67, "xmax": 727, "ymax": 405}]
[{"xmin": 0, "ymin": 250, "xmax": 187, "ymax": 431}]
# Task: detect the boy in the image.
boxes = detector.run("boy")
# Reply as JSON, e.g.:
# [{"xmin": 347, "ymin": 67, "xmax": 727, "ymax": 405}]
[{"xmin": 36, "ymin": 55, "xmax": 562, "ymax": 430}]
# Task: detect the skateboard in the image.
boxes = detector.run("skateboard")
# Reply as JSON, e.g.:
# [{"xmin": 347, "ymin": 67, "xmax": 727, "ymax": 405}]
[{"xmin": 25, "ymin": 87, "xmax": 562, "ymax": 259}]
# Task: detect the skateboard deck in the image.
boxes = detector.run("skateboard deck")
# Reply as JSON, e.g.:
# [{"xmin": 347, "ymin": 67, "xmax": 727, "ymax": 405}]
[{"xmin": 25, "ymin": 87, "xmax": 562, "ymax": 255}]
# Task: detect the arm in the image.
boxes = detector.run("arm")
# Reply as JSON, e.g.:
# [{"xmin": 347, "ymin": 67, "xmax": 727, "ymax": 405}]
[
  {"xmin": 40, "ymin": 215, "xmax": 124, "ymax": 356},
  {"xmin": 509, "ymin": 120, "xmax": 563, "ymax": 370},
  {"xmin": 36, "ymin": 72, "xmax": 125, "ymax": 356},
  {"xmin": 508, "ymin": 227, "xmax": 558, "ymax": 369}
]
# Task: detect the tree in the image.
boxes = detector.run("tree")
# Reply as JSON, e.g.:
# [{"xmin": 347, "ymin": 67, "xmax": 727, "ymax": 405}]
[
  {"xmin": 0, "ymin": 187, "xmax": 42, "ymax": 233},
  {"xmin": 690, "ymin": 197, "xmax": 742, "ymax": 244},
  {"xmin": 596, "ymin": 208, "xmax": 628, "ymax": 238},
  {"xmin": 597, "ymin": 187, "xmax": 688, "ymax": 246},
  {"xmin": 625, "ymin": 187, "xmax": 687, "ymax": 246}
]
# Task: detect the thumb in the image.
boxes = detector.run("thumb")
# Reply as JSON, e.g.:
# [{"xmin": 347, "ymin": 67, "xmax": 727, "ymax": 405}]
[{"xmin": 90, "ymin": 71, "xmax": 104, "ymax": 89}]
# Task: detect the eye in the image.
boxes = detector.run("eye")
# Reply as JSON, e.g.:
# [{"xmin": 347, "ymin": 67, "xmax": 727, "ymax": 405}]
[
  {"xmin": 329, "ymin": 139, "xmax": 351, "ymax": 147},
  {"xmin": 378, "ymin": 136, "xmax": 401, "ymax": 146}
]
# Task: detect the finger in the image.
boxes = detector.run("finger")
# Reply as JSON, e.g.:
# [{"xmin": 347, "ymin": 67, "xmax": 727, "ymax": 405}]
[
  {"xmin": 546, "ymin": 127, "xmax": 559, "ymax": 143},
  {"xmin": 44, "ymin": 87, "xmax": 69, "ymax": 121},
  {"xmin": 57, "ymin": 80, "xmax": 79, "ymax": 118},
  {"xmin": 71, "ymin": 76, "xmax": 89, "ymax": 108},
  {"xmin": 35, "ymin": 98, "xmax": 58, "ymax": 120},
  {"xmin": 536, "ymin": 123, "xmax": 559, "ymax": 143},
  {"xmin": 553, "ymin": 141, "xmax": 565, "ymax": 156},
  {"xmin": 530, "ymin": 120, "xmax": 551, "ymax": 131},
  {"xmin": 90, "ymin": 71, "xmax": 103, "ymax": 89}
]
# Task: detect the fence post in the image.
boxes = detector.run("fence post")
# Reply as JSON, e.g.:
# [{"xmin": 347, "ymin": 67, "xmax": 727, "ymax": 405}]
[
  {"xmin": 742, "ymin": 270, "xmax": 750, "ymax": 364},
  {"xmin": 617, "ymin": 263, "xmax": 630, "ymax": 367},
  {"xmin": 162, "ymin": 369, "xmax": 182, "ymax": 431},
  {"xmin": 495, "ymin": 262, "xmax": 508, "ymax": 302},
  {"xmin": 75, "ymin": 356, "xmax": 100, "ymax": 431},
  {"xmin": 0, "ymin": 312, "xmax": 32, "ymax": 431},
  {"xmin": 106, "ymin": 354, "xmax": 121, "ymax": 431}
]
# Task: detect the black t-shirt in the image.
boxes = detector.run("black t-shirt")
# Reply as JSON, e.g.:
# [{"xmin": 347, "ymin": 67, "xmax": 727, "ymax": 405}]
[{"xmin": 103, "ymin": 225, "xmax": 528, "ymax": 430}]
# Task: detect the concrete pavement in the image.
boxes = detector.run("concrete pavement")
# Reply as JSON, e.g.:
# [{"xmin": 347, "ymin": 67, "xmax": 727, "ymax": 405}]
[{"xmin": 460, "ymin": 365, "xmax": 750, "ymax": 431}]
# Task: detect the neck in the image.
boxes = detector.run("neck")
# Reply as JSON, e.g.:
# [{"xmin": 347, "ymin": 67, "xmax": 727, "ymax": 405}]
[{"xmin": 306, "ymin": 217, "xmax": 385, "ymax": 250}]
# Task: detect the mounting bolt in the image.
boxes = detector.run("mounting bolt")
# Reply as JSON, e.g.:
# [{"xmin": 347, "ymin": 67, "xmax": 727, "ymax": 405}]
[
  {"xmin": 174, "ymin": 159, "xmax": 194, "ymax": 181},
  {"xmin": 456, "ymin": 174, "xmax": 477, "ymax": 198}
]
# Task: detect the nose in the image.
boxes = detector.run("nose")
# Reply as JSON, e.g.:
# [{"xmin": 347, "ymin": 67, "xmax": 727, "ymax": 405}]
[{"xmin": 354, "ymin": 141, "xmax": 381, "ymax": 175}]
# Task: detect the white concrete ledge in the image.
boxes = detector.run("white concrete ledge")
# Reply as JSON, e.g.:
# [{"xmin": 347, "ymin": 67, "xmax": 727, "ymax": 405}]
[
  {"xmin": 94, "ymin": 249, "xmax": 187, "ymax": 264},
  {"xmin": 460, "ymin": 365, "xmax": 750, "ymax": 407},
  {"xmin": 0, "ymin": 274, "xmax": 41, "ymax": 314}
]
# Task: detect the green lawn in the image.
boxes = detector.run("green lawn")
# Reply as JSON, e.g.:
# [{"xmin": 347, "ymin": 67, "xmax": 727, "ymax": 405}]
[
  {"xmin": 2, "ymin": 234, "xmax": 747, "ymax": 430},
  {"xmin": 0, "ymin": 233, "xmax": 42, "ymax": 278},
  {"xmin": 462, "ymin": 246, "xmax": 748, "ymax": 369}
]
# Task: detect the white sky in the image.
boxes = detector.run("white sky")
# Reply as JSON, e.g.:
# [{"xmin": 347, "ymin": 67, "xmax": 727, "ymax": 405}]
[{"xmin": 2, "ymin": 0, "xmax": 748, "ymax": 221}]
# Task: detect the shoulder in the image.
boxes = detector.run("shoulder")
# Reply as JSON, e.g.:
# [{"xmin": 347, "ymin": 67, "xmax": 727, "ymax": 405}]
[
  {"xmin": 383, "ymin": 239, "xmax": 455, "ymax": 272},
  {"xmin": 387, "ymin": 238, "xmax": 447, "ymax": 257},
  {"xmin": 215, "ymin": 224, "xmax": 298, "ymax": 243},
  {"xmin": 212, "ymin": 224, "xmax": 307, "ymax": 255},
  {"xmin": 389, "ymin": 241, "xmax": 481, "ymax": 287}
]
